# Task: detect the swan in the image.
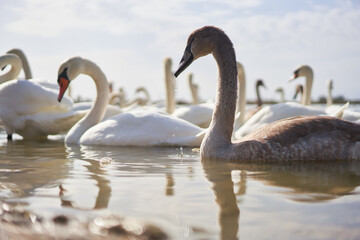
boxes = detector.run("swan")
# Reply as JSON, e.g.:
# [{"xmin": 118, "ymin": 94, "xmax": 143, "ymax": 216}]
[
  {"xmin": 242, "ymin": 79, "xmax": 266, "ymax": 123},
  {"xmin": 289, "ymin": 65, "xmax": 313, "ymax": 105},
  {"xmin": 188, "ymin": 73, "xmax": 199, "ymax": 104},
  {"xmin": 255, "ymin": 79, "xmax": 266, "ymax": 107},
  {"xmin": 325, "ymin": 79, "xmax": 360, "ymax": 122},
  {"xmin": 233, "ymin": 64, "xmax": 328, "ymax": 138},
  {"xmin": 57, "ymin": 56, "xmax": 205, "ymax": 146},
  {"xmin": 115, "ymin": 86, "xmax": 151, "ymax": 108},
  {"xmin": 293, "ymin": 84, "xmax": 303, "ymax": 102},
  {"xmin": 163, "ymin": 57, "xmax": 214, "ymax": 128},
  {"xmin": 0, "ymin": 53, "xmax": 85, "ymax": 140},
  {"xmin": 164, "ymin": 58, "xmax": 176, "ymax": 114},
  {"xmin": 174, "ymin": 26, "xmax": 360, "ymax": 161}
]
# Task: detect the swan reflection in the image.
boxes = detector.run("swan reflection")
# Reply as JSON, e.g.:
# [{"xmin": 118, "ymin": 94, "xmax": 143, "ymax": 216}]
[{"xmin": 203, "ymin": 160, "xmax": 360, "ymax": 240}]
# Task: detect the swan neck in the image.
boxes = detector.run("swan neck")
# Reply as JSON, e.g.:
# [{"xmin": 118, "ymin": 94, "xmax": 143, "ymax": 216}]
[
  {"xmin": 188, "ymin": 73, "xmax": 199, "ymax": 104},
  {"xmin": 302, "ymin": 71, "xmax": 313, "ymax": 105},
  {"xmin": 235, "ymin": 66, "xmax": 246, "ymax": 126},
  {"xmin": 327, "ymin": 83, "xmax": 333, "ymax": 106},
  {"xmin": 256, "ymin": 84, "xmax": 262, "ymax": 107},
  {"xmin": 209, "ymin": 42, "xmax": 238, "ymax": 142},
  {"xmin": 165, "ymin": 63, "xmax": 176, "ymax": 114},
  {"xmin": 65, "ymin": 59, "xmax": 109, "ymax": 143}
]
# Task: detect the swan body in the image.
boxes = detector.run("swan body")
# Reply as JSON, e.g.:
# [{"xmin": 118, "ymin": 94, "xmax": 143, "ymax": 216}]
[
  {"xmin": 80, "ymin": 110, "xmax": 204, "ymax": 146},
  {"xmin": 324, "ymin": 79, "xmax": 360, "ymax": 122},
  {"xmin": 173, "ymin": 102, "xmax": 214, "ymax": 128},
  {"xmin": 0, "ymin": 54, "xmax": 82, "ymax": 139},
  {"xmin": 233, "ymin": 63, "xmax": 325, "ymax": 138},
  {"xmin": 234, "ymin": 102, "xmax": 326, "ymax": 138},
  {"xmin": 164, "ymin": 57, "xmax": 213, "ymax": 128},
  {"xmin": 58, "ymin": 56, "xmax": 205, "ymax": 146},
  {"xmin": 174, "ymin": 26, "xmax": 360, "ymax": 161}
]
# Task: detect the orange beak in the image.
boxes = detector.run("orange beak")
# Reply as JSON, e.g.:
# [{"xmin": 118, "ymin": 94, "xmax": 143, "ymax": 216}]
[{"xmin": 57, "ymin": 68, "xmax": 70, "ymax": 102}]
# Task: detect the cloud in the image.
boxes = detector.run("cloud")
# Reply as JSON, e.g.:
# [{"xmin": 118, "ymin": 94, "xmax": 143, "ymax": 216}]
[
  {"xmin": 4, "ymin": 0, "xmax": 262, "ymax": 37},
  {"xmin": 2, "ymin": 0, "xmax": 360, "ymax": 101}
]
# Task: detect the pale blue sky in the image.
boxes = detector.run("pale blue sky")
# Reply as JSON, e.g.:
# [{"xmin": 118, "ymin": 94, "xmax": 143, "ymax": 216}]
[{"xmin": 1, "ymin": 0, "xmax": 359, "ymax": 103}]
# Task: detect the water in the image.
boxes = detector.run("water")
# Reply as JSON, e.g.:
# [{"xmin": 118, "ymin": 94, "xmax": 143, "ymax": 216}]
[{"xmin": 1, "ymin": 132, "xmax": 360, "ymax": 239}]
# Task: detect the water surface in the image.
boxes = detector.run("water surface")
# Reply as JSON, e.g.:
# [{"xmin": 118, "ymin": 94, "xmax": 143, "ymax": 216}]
[{"xmin": 1, "ymin": 132, "xmax": 360, "ymax": 239}]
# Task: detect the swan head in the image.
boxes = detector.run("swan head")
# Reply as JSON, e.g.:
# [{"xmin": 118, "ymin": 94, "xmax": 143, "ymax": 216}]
[
  {"xmin": 289, "ymin": 65, "xmax": 313, "ymax": 81},
  {"xmin": 174, "ymin": 26, "xmax": 226, "ymax": 77},
  {"xmin": 57, "ymin": 57, "xmax": 84, "ymax": 102},
  {"xmin": 256, "ymin": 79, "xmax": 266, "ymax": 89}
]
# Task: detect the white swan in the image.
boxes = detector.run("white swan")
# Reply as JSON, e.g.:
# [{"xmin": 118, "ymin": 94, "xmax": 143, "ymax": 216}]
[
  {"xmin": 163, "ymin": 57, "xmax": 214, "ymax": 128},
  {"xmin": 57, "ymin": 56, "xmax": 205, "ymax": 146},
  {"xmin": 289, "ymin": 65, "xmax": 313, "ymax": 105},
  {"xmin": 325, "ymin": 79, "xmax": 360, "ymax": 122},
  {"xmin": 254, "ymin": 79, "xmax": 266, "ymax": 107},
  {"xmin": 0, "ymin": 53, "xmax": 85, "ymax": 140},
  {"xmin": 188, "ymin": 73, "xmax": 199, "ymax": 105},
  {"xmin": 233, "ymin": 65, "xmax": 327, "ymax": 138},
  {"xmin": 174, "ymin": 26, "xmax": 360, "ymax": 161}
]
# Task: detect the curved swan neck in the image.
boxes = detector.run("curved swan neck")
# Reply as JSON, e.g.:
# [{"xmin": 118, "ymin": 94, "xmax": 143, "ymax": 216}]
[
  {"xmin": 208, "ymin": 36, "xmax": 238, "ymax": 142},
  {"xmin": 0, "ymin": 54, "xmax": 22, "ymax": 84},
  {"xmin": 164, "ymin": 58, "xmax": 176, "ymax": 114},
  {"xmin": 7, "ymin": 49, "xmax": 33, "ymax": 79},
  {"xmin": 65, "ymin": 59, "xmax": 109, "ymax": 143},
  {"xmin": 302, "ymin": 70, "xmax": 313, "ymax": 106}
]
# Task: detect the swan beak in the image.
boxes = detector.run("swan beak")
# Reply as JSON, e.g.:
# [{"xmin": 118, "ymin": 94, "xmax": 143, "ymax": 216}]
[
  {"xmin": 57, "ymin": 69, "xmax": 70, "ymax": 102},
  {"xmin": 174, "ymin": 43, "xmax": 194, "ymax": 77},
  {"xmin": 288, "ymin": 71, "xmax": 299, "ymax": 82}
]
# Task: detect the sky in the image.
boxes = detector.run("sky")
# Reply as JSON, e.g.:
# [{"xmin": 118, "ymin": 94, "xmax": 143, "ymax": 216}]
[{"xmin": 1, "ymin": 0, "xmax": 360, "ymax": 103}]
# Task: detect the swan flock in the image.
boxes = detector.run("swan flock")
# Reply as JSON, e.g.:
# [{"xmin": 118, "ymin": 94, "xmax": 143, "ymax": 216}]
[{"xmin": 1, "ymin": 26, "xmax": 360, "ymax": 161}]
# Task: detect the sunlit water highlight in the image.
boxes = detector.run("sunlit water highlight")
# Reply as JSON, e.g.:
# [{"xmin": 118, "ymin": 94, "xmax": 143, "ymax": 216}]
[{"xmin": 1, "ymin": 126, "xmax": 360, "ymax": 239}]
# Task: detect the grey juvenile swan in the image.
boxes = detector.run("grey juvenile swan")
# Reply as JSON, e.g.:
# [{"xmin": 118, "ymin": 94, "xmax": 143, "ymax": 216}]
[{"xmin": 174, "ymin": 26, "xmax": 360, "ymax": 161}]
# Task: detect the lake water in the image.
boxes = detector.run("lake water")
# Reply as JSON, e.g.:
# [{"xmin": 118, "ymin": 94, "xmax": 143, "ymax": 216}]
[{"xmin": 1, "ymin": 130, "xmax": 360, "ymax": 240}]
